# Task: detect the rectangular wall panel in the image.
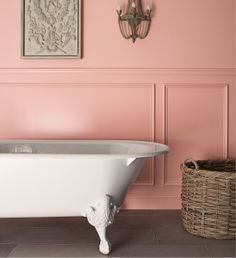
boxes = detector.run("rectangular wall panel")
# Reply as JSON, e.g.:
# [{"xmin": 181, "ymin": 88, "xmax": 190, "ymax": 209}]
[
  {"xmin": 0, "ymin": 83, "xmax": 155, "ymax": 185},
  {"xmin": 163, "ymin": 84, "xmax": 228, "ymax": 185}
]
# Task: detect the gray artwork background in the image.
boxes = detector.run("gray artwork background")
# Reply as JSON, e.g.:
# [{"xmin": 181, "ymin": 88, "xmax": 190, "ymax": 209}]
[{"xmin": 22, "ymin": 0, "xmax": 81, "ymax": 58}]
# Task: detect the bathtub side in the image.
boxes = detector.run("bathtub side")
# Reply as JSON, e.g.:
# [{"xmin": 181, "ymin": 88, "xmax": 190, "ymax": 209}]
[{"xmin": 0, "ymin": 155, "xmax": 144, "ymax": 218}]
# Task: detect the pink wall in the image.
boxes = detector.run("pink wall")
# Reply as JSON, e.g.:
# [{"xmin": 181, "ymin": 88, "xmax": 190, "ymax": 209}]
[{"xmin": 0, "ymin": 0, "xmax": 235, "ymax": 209}]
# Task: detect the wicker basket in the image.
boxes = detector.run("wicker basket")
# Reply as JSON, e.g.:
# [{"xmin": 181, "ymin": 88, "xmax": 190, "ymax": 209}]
[{"xmin": 181, "ymin": 158, "xmax": 236, "ymax": 239}]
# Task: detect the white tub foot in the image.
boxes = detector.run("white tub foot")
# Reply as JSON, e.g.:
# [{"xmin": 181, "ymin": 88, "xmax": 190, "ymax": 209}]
[
  {"xmin": 96, "ymin": 226, "xmax": 111, "ymax": 255},
  {"xmin": 85, "ymin": 195, "xmax": 117, "ymax": 255}
]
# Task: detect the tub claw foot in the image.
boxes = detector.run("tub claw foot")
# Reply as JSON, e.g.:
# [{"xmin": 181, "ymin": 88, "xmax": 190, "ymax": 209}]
[
  {"xmin": 85, "ymin": 195, "xmax": 117, "ymax": 254},
  {"xmin": 96, "ymin": 226, "xmax": 111, "ymax": 255},
  {"xmin": 99, "ymin": 240, "xmax": 110, "ymax": 255}
]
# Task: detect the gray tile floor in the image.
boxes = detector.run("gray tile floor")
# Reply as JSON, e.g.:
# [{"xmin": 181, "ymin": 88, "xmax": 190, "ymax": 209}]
[{"xmin": 0, "ymin": 210, "xmax": 235, "ymax": 257}]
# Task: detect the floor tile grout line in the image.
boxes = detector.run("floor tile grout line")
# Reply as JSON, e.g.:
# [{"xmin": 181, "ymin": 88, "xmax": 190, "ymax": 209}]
[
  {"xmin": 203, "ymin": 244, "xmax": 214, "ymax": 258},
  {"xmin": 5, "ymin": 244, "xmax": 17, "ymax": 258},
  {"xmin": 153, "ymin": 229, "xmax": 160, "ymax": 245}
]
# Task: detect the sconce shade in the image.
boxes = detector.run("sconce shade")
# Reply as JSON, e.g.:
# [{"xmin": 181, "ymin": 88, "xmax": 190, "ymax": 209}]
[{"xmin": 117, "ymin": 0, "xmax": 151, "ymax": 42}]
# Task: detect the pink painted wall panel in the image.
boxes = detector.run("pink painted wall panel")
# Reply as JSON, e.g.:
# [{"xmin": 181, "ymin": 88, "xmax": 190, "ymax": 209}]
[
  {"xmin": 0, "ymin": 83, "xmax": 154, "ymax": 185},
  {"xmin": 0, "ymin": 0, "xmax": 235, "ymax": 68},
  {"xmin": 0, "ymin": 84, "xmax": 154, "ymax": 140},
  {"xmin": 164, "ymin": 84, "xmax": 228, "ymax": 185}
]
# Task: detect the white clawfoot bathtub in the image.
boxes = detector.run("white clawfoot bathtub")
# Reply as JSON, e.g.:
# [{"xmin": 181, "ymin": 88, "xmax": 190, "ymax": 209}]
[{"xmin": 0, "ymin": 140, "xmax": 169, "ymax": 254}]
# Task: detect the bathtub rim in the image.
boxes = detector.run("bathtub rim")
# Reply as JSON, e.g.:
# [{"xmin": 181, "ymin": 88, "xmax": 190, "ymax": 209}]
[{"xmin": 0, "ymin": 139, "xmax": 170, "ymax": 159}]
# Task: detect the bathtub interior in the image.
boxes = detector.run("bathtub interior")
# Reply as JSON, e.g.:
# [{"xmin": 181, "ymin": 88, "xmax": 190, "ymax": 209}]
[{"xmin": 0, "ymin": 140, "xmax": 169, "ymax": 157}]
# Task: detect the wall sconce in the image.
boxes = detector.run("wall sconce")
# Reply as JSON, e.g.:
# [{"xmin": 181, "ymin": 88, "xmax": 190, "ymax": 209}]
[{"xmin": 117, "ymin": 0, "xmax": 152, "ymax": 43}]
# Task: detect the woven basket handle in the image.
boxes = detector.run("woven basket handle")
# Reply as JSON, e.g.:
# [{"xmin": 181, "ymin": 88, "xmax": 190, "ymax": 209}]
[{"xmin": 183, "ymin": 158, "xmax": 199, "ymax": 171}]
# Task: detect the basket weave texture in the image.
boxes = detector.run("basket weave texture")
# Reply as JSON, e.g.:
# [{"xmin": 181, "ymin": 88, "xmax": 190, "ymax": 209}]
[{"xmin": 181, "ymin": 158, "xmax": 236, "ymax": 239}]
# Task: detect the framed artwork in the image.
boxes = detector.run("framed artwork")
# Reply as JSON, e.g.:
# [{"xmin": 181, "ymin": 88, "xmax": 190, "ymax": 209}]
[{"xmin": 21, "ymin": 0, "xmax": 81, "ymax": 58}]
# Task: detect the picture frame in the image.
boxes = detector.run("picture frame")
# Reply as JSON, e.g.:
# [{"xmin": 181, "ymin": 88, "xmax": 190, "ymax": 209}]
[{"xmin": 21, "ymin": 0, "xmax": 81, "ymax": 59}]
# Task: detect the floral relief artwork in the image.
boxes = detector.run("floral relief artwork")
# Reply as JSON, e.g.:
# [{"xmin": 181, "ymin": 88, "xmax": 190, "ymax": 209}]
[{"xmin": 22, "ymin": 0, "xmax": 81, "ymax": 58}]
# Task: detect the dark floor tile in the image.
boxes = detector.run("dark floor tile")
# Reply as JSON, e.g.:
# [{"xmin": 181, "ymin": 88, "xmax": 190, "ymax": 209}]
[
  {"xmin": 0, "ymin": 217, "xmax": 91, "ymax": 231},
  {"xmin": 70, "ymin": 228, "xmax": 100, "ymax": 244},
  {"xmin": 150, "ymin": 210, "xmax": 234, "ymax": 246},
  {"xmin": 8, "ymin": 243, "xmax": 105, "ymax": 257},
  {"xmin": 118, "ymin": 210, "xmax": 156, "ymax": 217},
  {"xmin": 0, "ymin": 211, "xmax": 233, "ymax": 258},
  {"xmin": 0, "ymin": 218, "xmax": 35, "ymax": 228},
  {"xmin": 154, "ymin": 218, "xmax": 207, "ymax": 245},
  {"xmin": 110, "ymin": 244, "xmax": 160, "ymax": 257},
  {"xmin": 113, "ymin": 210, "xmax": 182, "ymax": 230},
  {"xmin": 153, "ymin": 245, "xmax": 210, "ymax": 257},
  {"xmin": 22, "ymin": 227, "xmax": 98, "ymax": 245},
  {"xmin": 111, "ymin": 215, "xmax": 155, "ymax": 229},
  {"xmin": 150, "ymin": 209, "xmax": 181, "ymax": 218},
  {"xmin": 22, "ymin": 227, "xmax": 75, "ymax": 244},
  {"xmin": 204, "ymin": 238, "xmax": 235, "ymax": 246},
  {"xmin": 68, "ymin": 219, "xmax": 98, "ymax": 231},
  {"xmin": 151, "ymin": 211, "xmax": 182, "ymax": 226},
  {"xmin": 206, "ymin": 244, "xmax": 236, "ymax": 257},
  {"xmin": 109, "ymin": 210, "xmax": 184, "ymax": 246},
  {"xmin": 0, "ymin": 244, "xmax": 16, "ymax": 257},
  {"xmin": 32, "ymin": 217, "xmax": 90, "ymax": 229},
  {"xmin": 0, "ymin": 227, "xmax": 29, "ymax": 244},
  {"xmin": 110, "ymin": 244, "xmax": 210, "ymax": 257},
  {"xmin": 108, "ymin": 228, "xmax": 156, "ymax": 246}
]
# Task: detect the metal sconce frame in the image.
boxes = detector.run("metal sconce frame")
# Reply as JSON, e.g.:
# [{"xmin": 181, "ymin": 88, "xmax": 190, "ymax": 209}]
[{"xmin": 117, "ymin": 0, "xmax": 152, "ymax": 43}]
